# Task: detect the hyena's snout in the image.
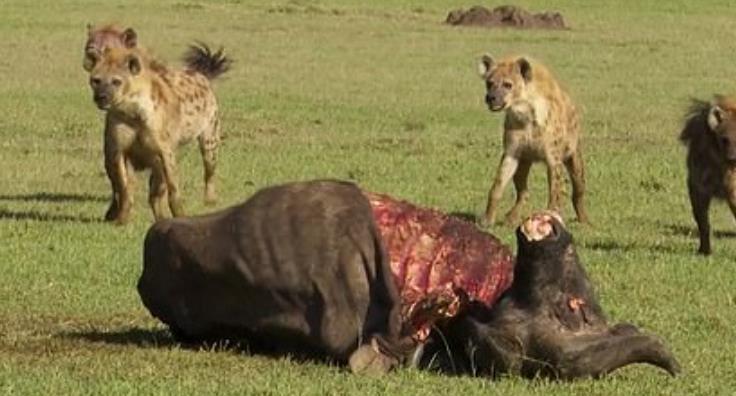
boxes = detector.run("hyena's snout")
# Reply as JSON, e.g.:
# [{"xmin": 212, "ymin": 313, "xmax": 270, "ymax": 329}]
[
  {"xmin": 93, "ymin": 92, "xmax": 111, "ymax": 109},
  {"xmin": 90, "ymin": 78, "xmax": 115, "ymax": 110},
  {"xmin": 485, "ymin": 91, "xmax": 506, "ymax": 111},
  {"xmin": 719, "ymin": 134, "xmax": 736, "ymax": 162}
]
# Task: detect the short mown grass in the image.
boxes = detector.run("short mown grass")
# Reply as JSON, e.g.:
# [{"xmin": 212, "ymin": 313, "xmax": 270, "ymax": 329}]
[{"xmin": 1, "ymin": 0, "xmax": 735, "ymax": 394}]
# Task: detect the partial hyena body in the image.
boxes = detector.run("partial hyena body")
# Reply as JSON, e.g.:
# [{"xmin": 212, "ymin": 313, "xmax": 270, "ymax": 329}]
[
  {"xmin": 87, "ymin": 44, "xmax": 230, "ymax": 224},
  {"xmin": 478, "ymin": 54, "xmax": 589, "ymax": 226},
  {"xmin": 680, "ymin": 96, "xmax": 736, "ymax": 255},
  {"xmin": 83, "ymin": 24, "xmax": 139, "ymax": 71}
]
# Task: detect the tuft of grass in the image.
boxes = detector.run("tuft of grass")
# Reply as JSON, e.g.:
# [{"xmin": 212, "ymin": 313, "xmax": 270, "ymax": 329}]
[{"xmin": 1, "ymin": 0, "xmax": 736, "ymax": 394}]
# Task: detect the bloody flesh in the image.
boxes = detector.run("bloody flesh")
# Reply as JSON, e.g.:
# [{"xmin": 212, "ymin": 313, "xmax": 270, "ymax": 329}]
[{"xmin": 365, "ymin": 191, "xmax": 515, "ymax": 340}]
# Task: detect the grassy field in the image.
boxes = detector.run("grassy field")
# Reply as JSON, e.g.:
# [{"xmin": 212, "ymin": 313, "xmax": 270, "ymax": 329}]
[{"xmin": 2, "ymin": 0, "xmax": 736, "ymax": 394}]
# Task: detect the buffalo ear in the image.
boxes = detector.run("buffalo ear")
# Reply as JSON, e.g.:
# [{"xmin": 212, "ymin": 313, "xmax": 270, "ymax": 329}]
[
  {"xmin": 122, "ymin": 28, "xmax": 137, "ymax": 48},
  {"xmin": 478, "ymin": 53, "xmax": 494, "ymax": 78},
  {"xmin": 127, "ymin": 54, "xmax": 142, "ymax": 75},
  {"xmin": 83, "ymin": 51, "xmax": 99, "ymax": 72},
  {"xmin": 708, "ymin": 105, "xmax": 725, "ymax": 131},
  {"xmin": 517, "ymin": 58, "xmax": 532, "ymax": 82}
]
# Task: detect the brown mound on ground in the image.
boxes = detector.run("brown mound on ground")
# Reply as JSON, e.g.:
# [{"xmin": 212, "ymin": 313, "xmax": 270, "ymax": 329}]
[{"xmin": 446, "ymin": 5, "xmax": 567, "ymax": 30}]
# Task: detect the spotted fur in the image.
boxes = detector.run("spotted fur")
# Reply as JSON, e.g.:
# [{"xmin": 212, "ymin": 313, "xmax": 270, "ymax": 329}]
[
  {"xmin": 87, "ymin": 44, "xmax": 230, "ymax": 224},
  {"xmin": 478, "ymin": 54, "xmax": 589, "ymax": 226}
]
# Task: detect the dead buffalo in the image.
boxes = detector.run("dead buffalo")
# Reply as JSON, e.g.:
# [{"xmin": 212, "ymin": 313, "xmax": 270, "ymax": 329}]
[
  {"xmin": 137, "ymin": 180, "xmax": 411, "ymax": 373},
  {"xmin": 424, "ymin": 211, "xmax": 681, "ymax": 379},
  {"xmin": 138, "ymin": 181, "xmax": 679, "ymax": 379}
]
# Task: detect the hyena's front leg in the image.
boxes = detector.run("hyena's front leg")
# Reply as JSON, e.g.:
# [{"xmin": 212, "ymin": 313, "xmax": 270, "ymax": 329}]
[
  {"xmin": 103, "ymin": 133, "xmax": 120, "ymax": 221},
  {"xmin": 104, "ymin": 150, "xmax": 133, "ymax": 224},
  {"xmin": 545, "ymin": 155, "xmax": 565, "ymax": 214},
  {"xmin": 564, "ymin": 149, "xmax": 589, "ymax": 223},
  {"xmin": 483, "ymin": 155, "xmax": 520, "ymax": 227},
  {"xmin": 505, "ymin": 159, "xmax": 532, "ymax": 226},
  {"xmin": 148, "ymin": 164, "xmax": 169, "ymax": 220},
  {"xmin": 159, "ymin": 149, "xmax": 185, "ymax": 218},
  {"xmin": 689, "ymin": 181, "xmax": 712, "ymax": 255}
]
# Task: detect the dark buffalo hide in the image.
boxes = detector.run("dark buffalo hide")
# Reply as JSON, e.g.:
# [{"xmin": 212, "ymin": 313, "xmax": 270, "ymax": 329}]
[
  {"xmin": 138, "ymin": 180, "xmax": 411, "ymax": 373},
  {"xmin": 423, "ymin": 211, "xmax": 681, "ymax": 380}
]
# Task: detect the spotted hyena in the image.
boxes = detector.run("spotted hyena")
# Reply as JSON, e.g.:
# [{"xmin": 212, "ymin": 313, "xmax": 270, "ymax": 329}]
[
  {"xmin": 86, "ymin": 44, "xmax": 230, "ymax": 224},
  {"xmin": 680, "ymin": 95, "xmax": 736, "ymax": 255},
  {"xmin": 477, "ymin": 54, "xmax": 589, "ymax": 227},
  {"xmin": 83, "ymin": 24, "xmax": 138, "ymax": 71}
]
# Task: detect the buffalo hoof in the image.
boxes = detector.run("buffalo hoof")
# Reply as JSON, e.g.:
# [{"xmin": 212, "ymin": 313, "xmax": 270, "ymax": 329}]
[{"xmin": 349, "ymin": 339, "xmax": 398, "ymax": 375}]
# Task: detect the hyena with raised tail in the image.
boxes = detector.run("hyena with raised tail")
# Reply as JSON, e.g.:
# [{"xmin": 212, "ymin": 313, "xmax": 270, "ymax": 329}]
[{"xmin": 87, "ymin": 43, "xmax": 231, "ymax": 224}]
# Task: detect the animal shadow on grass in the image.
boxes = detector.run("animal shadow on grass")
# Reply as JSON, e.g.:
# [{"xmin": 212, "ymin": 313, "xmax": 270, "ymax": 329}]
[
  {"xmin": 64, "ymin": 327, "xmax": 340, "ymax": 366},
  {"xmin": 64, "ymin": 327, "xmax": 177, "ymax": 349},
  {"xmin": 0, "ymin": 192, "xmax": 106, "ymax": 224},
  {"xmin": 665, "ymin": 223, "xmax": 736, "ymax": 239},
  {"xmin": 583, "ymin": 221, "xmax": 736, "ymax": 254},
  {"xmin": 0, "ymin": 208, "xmax": 102, "ymax": 224},
  {"xmin": 0, "ymin": 192, "xmax": 107, "ymax": 203}
]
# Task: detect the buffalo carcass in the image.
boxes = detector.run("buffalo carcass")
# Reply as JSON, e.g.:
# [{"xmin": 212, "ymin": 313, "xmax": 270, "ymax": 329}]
[
  {"xmin": 429, "ymin": 211, "xmax": 681, "ymax": 379},
  {"xmin": 137, "ymin": 180, "xmax": 516, "ymax": 373},
  {"xmin": 138, "ymin": 180, "xmax": 410, "ymax": 374}
]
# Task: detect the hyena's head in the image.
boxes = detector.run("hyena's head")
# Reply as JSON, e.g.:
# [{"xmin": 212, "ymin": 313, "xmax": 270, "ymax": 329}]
[
  {"xmin": 83, "ymin": 24, "xmax": 137, "ymax": 72},
  {"xmin": 87, "ymin": 47, "xmax": 145, "ymax": 110},
  {"xmin": 707, "ymin": 96, "xmax": 736, "ymax": 163},
  {"xmin": 477, "ymin": 54, "xmax": 532, "ymax": 112}
]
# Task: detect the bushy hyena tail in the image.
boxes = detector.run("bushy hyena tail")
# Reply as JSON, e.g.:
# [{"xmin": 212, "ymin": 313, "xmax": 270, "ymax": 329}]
[{"xmin": 183, "ymin": 42, "xmax": 231, "ymax": 80}]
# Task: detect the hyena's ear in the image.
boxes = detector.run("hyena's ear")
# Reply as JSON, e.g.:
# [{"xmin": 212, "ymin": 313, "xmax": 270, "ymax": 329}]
[
  {"xmin": 122, "ymin": 28, "xmax": 137, "ymax": 48},
  {"xmin": 517, "ymin": 58, "xmax": 532, "ymax": 82},
  {"xmin": 83, "ymin": 51, "xmax": 100, "ymax": 72},
  {"xmin": 127, "ymin": 54, "xmax": 142, "ymax": 75},
  {"xmin": 478, "ymin": 53, "xmax": 494, "ymax": 78},
  {"xmin": 708, "ymin": 104, "xmax": 725, "ymax": 131}
]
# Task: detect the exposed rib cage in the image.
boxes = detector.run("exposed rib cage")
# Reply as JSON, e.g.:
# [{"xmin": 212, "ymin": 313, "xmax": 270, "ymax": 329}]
[{"xmin": 365, "ymin": 191, "xmax": 515, "ymax": 340}]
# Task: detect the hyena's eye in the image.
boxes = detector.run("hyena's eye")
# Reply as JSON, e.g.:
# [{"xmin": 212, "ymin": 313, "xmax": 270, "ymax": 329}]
[
  {"xmin": 90, "ymin": 77, "xmax": 101, "ymax": 86},
  {"xmin": 111, "ymin": 78, "xmax": 123, "ymax": 87},
  {"xmin": 502, "ymin": 81, "xmax": 513, "ymax": 89}
]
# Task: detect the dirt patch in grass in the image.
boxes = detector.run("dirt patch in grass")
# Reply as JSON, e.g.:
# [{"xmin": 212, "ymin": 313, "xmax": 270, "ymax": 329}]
[{"xmin": 445, "ymin": 5, "xmax": 568, "ymax": 30}]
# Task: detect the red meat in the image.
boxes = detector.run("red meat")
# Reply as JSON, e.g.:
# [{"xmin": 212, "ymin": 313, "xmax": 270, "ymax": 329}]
[{"xmin": 364, "ymin": 191, "xmax": 515, "ymax": 341}]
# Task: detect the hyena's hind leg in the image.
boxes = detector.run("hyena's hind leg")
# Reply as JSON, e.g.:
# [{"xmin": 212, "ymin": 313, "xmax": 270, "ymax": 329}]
[
  {"xmin": 148, "ymin": 165, "xmax": 169, "ymax": 220},
  {"xmin": 564, "ymin": 149, "xmax": 589, "ymax": 224},
  {"xmin": 198, "ymin": 117, "xmax": 220, "ymax": 205}
]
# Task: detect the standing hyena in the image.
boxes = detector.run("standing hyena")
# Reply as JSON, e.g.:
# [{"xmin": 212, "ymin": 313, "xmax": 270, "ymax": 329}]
[
  {"xmin": 478, "ymin": 54, "xmax": 589, "ymax": 227},
  {"xmin": 680, "ymin": 95, "xmax": 736, "ymax": 255},
  {"xmin": 86, "ymin": 44, "xmax": 230, "ymax": 224}
]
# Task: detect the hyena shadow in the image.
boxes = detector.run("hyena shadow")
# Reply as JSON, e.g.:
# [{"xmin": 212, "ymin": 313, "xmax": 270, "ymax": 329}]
[
  {"xmin": 0, "ymin": 192, "xmax": 106, "ymax": 224},
  {"xmin": 0, "ymin": 192, "xmax": 107, "ymax": 203},
  {"xmin": 665, "ymin": 223, "xmax": 736, "ymax": 239}
]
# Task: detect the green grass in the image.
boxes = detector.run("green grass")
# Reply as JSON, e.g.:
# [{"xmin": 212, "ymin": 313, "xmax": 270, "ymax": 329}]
[{"xmin": 1, "ymin": 0, "xmax": 736, "ymax": 394}]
